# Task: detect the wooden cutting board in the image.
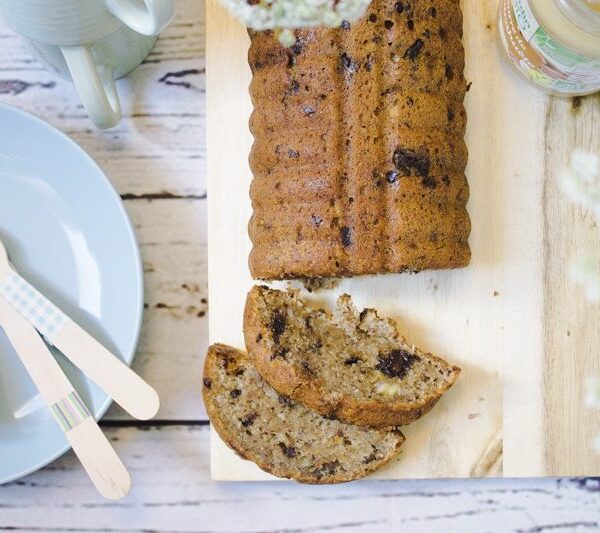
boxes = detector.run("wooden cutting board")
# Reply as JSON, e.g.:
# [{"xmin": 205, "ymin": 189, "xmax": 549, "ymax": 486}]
[{"xmin": 206, "ymin": 0, "xmax": 600, "ymax": 479}]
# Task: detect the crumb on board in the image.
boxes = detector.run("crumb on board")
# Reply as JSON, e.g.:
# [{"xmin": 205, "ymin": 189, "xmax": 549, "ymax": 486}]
[{"xmin": 426, "ymin": 279, "xmax": 439, "ymax": 293}]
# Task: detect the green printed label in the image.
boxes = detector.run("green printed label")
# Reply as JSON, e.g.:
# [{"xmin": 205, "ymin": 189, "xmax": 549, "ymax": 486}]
[{"xmin": 500, "ymin": 0, "xmax": 600, "ymax": 94}]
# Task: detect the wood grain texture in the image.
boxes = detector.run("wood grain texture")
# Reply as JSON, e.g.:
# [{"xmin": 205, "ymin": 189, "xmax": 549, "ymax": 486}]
[
  {"xmin": 1, "ymin": 0, "xmax": 600, "ymax": 526},
  {"xmin": 543, "ymin": 93, "xmax": 600, "ymax": 475},
  {"xmin": 1, "ymin": 425, "xmax": 600, "ymax": 532},
  {"xmin": 121, "ymin": 200, "xmax": 208, "ymax": 420},
  {"xmin": 206, "ymin": 0, "xmax": 600, "ymax": 480}
]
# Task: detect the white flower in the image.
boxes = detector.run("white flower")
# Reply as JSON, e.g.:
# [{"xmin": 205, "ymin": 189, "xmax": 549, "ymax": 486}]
[
  {"xmin": 572, "ymin": 150, "xmax": 600, "ymax": 183},
  {"xmin": 560, "ymin": 149, "xmax": 600, "ymax": 219},
  {"xmin": 277, "ymin": 28, "xmax": 296, "ymax": 46},
  {"xmin": 559, "ymin": 150, "xmax": 600, "ymax": 453},
  {"xmin": 585, "ymin": 378, "xmax": 600, "ymax": 409},
  {"xmin": 322, "ymin": 11, "xmax": 343, "ymax": 27},
  {"xmin": 570, "ymin": 258, "xmax": 600, "ymax": 303},
  {"xmin": 220, "ymin": 0, "xmax": 372, "ymax": 45},
  {"xmin": 561, "ymin": 150, "xmax": 600, "ymax": 304}
]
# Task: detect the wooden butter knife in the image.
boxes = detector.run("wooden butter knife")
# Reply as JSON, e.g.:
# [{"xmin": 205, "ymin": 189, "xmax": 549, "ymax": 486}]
[
  {"xmin": 0, "ymin": 237, "xmax": 159, "ymax": 421},
  {"xmin": 0, "ymin": 296, "xmax": 131, "ymax": 500}
]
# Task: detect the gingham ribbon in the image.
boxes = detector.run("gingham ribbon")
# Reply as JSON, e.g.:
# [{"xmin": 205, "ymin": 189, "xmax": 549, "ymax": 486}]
[
  {"xmin": 50, "ymin": 391, "xmax": 91, "ymax": 432},
  {"xmin": 0, "ymin": 270, "xmax": 68, "ymax": 343}
]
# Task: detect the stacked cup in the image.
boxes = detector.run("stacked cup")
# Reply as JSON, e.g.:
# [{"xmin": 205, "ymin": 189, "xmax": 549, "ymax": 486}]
[{"xmin": 0, "ymin": 0, "xmax": 174, "ymax": 128}]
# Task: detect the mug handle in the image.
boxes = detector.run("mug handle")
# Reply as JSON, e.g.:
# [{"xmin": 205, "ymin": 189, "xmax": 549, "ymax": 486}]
[
  {"xmin": 104, "ymin": 0, "xmax": 174, "ymax": 36},
  {"xmin": 61, "ymin": 45, "xmax": 121, "ymax": 130}
]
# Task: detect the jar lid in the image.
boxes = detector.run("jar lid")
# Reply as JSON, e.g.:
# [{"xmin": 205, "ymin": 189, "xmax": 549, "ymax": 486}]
[{"xmin": 556, "ymin": 0, "xmax": 600, "ymax": 34}]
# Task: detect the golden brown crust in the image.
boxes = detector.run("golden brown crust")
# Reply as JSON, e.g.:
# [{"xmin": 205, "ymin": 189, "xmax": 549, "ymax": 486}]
[
  {"xmin": 243, "ymin": 286, "xmax": 460, "ymax": 428},
  {"xmin": 248, "ymin": 0, "xmax": 470, "ymax": 280},
  {"xmin": 203, "ymin": 343, "xmax": 405, "ymax": 483}
]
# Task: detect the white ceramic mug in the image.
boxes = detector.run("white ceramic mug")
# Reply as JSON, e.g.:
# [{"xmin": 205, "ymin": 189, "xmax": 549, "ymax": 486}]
[{"xmin": 0, "ymin": 0, "xmax": 175, "ymax": 129}]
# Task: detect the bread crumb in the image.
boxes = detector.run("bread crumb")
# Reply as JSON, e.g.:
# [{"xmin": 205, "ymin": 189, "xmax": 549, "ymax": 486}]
[
  {"xmin": 426, "ymin": 279, "xmax": 439, "ymax": 293},
  {"xmin": 301, "ymin": 278, "xmax": 339, "ymax": 293}
]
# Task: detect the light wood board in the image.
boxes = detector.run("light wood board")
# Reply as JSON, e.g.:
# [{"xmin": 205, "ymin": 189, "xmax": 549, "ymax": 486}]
[{"xmin": 206, "ymin": 0, "xmax": 600, "ymax": 479}]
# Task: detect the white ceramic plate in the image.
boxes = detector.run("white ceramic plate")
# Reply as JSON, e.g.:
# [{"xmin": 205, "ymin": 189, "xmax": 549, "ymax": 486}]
[{"xmin": 0, "ymin": 104, "xmax": 143, "ymax": 484}]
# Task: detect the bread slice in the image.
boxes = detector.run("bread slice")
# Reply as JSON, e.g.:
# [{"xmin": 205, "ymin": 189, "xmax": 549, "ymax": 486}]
[
  {"xmin": 244, "ymin": 286, "xmax": 460, "ymax": 428},
  {"xmin": 203, "ymin": 343, "xmax": 405, "ymax": 484}
]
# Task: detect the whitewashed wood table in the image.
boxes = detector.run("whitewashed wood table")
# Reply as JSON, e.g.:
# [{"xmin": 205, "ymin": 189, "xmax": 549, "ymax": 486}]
[{"xmin": 0, "ymin": 1, "xmax": 599, "ymax": 531}]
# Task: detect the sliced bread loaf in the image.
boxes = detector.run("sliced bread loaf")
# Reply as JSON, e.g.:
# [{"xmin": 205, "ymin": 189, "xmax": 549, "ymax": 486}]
[
  {"xmin": 244, "ymin": 286, "xmax": 460, "ymax": 428},
  {"xmin": 203, "ymin": 343, "xmax": 405, "ymax": 483}
]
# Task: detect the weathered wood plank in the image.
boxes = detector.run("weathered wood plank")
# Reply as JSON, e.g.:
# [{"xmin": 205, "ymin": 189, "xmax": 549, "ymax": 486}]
[
  {"xmin": 105, "ymin": 200, "xmax": 208, "ymax": 420},
  {"xmin": 0, "ymin": 0, "xmax": 205, "ymax": 198},
  {"xmin": 1, "ymin": 425, "xmax": 599, "ymax": 532},
  {"xmin": 543, "ymin": 93, "xmax": 600, "ymax": 475}
]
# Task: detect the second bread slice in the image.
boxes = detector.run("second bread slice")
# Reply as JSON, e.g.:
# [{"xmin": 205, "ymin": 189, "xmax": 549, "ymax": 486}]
[
  {"xmin": 204, "ymin": 343, "xmax": 404, "ymax": 483},
  {"xmin": 244, "ymin": 286, "xmax": 460, "ymax": 428}
]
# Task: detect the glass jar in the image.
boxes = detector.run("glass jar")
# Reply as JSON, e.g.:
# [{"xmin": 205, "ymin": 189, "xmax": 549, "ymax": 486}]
[{"xmin": 498, "ymin": 0, "xmax": 600, "ymax": 96}]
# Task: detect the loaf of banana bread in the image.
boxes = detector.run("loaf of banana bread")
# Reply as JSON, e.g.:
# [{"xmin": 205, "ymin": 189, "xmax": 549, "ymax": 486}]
[{"xmin": 248, "ymin": 0, "xmax": 470, "ymax": 279}]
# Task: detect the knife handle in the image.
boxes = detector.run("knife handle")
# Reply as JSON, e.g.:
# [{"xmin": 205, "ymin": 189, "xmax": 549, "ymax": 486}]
[
  {"xmin": 0, "ymin": 297, "xmax": 130, "ymax": 500},
  {"xmin": 53, "ymin": 322, "xmax": 160, "ymax": 420},
  {"xmin": 66, "ymin": 417, "xmax": 131, "ymax": 500},
  {"xmin": 0, "ymin": 267, "xmax": 159, "ymax": 420}
]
